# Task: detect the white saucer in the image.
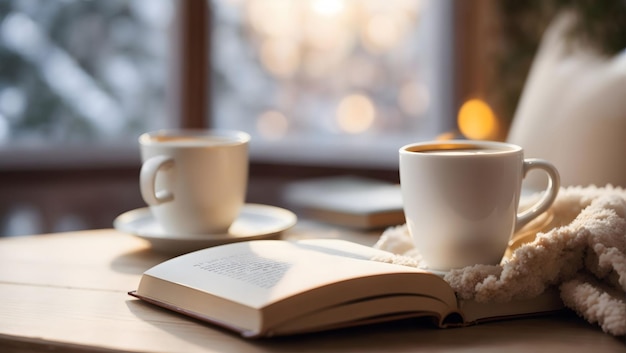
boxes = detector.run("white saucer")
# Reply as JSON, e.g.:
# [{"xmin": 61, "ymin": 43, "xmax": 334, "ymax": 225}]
[{"xmin": 114, "ymin": 204, "xmax": 297, "ymax": 255}]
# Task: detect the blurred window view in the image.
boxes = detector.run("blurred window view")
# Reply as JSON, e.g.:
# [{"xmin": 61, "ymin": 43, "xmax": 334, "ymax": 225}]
[
  {"xmin": 0, "ymin": 0, "xmax": 174, "ymax": 236},
  {"xmin": 0, "ymin": 0, "xmax": 174, "ymax": 167},
  {"xmin": 0, "ymin": 0, "xmax": 457, "ymax": 236},
  {"xmin": 210, "ymin": 0, "xmax": 455, "ymax": 167},
  {"xmin": 0, "ymin": 0, "xmax": 454, "ymax": 167}
]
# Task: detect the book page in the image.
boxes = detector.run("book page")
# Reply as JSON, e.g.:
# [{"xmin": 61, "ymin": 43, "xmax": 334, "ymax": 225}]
[
  {"xmin": 192, "ymin": 252, "xmax": 292, "ymax": 290},
  {"xmin": 140, "ymin": 239, "xmax": 455, "ymax": 310}
]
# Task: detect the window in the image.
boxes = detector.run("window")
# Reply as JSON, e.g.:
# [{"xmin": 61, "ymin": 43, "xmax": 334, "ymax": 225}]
[
  {"xmin": 0, "ymin": 0, "xmax": 461, "ymax": 236},
  {"xmin": 0, "ymin": 0, "xmax": 175, "ymax": 168},
  {"xmin": 0, "ymin": 0, "xmax": 176, "ymax": 236},
  {"xmin": 210, "ymin": 0, "xmax": 455, "ymax": 168}
]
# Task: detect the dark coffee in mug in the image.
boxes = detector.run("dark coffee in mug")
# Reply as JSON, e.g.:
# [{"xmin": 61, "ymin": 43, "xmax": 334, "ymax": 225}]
[
  {"xmin": 419, "ymin": 148, "xmax": 504, "ymax": 155},
  {"xmin": 407, "ymin": 143, "xmax": 511, "ymax": 155}
]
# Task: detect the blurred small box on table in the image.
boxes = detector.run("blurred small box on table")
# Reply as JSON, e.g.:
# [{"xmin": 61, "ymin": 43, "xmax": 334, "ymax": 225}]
[{"xmin": 283, "ymin": 176, "xmax": 405, "ymax": 230}]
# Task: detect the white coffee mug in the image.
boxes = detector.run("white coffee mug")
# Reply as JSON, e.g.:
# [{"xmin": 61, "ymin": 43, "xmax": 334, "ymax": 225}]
[
  {"xmin": 139, "ymin": 129, "xmax": 250, "ymax": 235},
  {"xmin": 399, "ymin": 140, "xmax": 560, "ymax": 270}
]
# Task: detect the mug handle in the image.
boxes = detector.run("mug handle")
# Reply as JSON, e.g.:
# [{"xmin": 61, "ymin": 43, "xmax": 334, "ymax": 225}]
[
  {"xmin": 140, "ymin": 155, "xmax": 175, "ymax": 206},
  {"xmin": 515, "ymin": 159, "xmax": 560, "ymax": 231}
]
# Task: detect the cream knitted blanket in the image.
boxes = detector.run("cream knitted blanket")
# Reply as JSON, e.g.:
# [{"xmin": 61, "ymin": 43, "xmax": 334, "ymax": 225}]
[{"xmin": 373, "ymin": 185, "xmax": 626, "ymax": 336}]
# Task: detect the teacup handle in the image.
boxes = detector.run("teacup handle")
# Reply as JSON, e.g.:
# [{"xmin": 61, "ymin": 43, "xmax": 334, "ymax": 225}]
[
  {"xmin": 515, "ymin": 159, "xmax": 560, "ymax": 231},
  {"xmin": 140, "ymin": 155, "xmax": 175, "ymax": 206}
]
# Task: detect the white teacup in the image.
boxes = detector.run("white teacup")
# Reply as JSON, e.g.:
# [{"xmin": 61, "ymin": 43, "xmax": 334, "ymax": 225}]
[
  {"xmin": 399, "ymin": 140, "xmax": 560, "ymax": 270},
  {"xmin": 139, "ymin": 129, "xmax": 250, "ymax": 235}
]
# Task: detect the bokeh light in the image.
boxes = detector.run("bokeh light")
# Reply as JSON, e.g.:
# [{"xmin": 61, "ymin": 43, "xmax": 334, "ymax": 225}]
[
  {"xmin": 336, "ymin": 94, "xmax": 376, "ymax": 134},
  {"xmin": 457, "ymin": 99, "xmax": 498, "ymax": 140},
  {"xmin": 257, "ymin": 110, "xmax": 289, "ymax": 140},
  {"xmin": 247, "ymin": 0, "xmax": 298, "ymax": 38},
  {"xmin": 259, "ymin": 38, "xmax": 300, "ymax": 78},
  {"xmin": 310, "ymin": 0, "xmax": 345, "ymax": 17},
  {"xmin": 363, "ymin": 13, "xmax": 402, "ymax": 53},
  {"xmin": 211, "ymin": 0, "xmax": 439, "ymax": 142}
]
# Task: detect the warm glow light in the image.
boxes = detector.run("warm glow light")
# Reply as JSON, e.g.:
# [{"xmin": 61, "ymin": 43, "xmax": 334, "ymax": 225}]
[
  {"xmin": 247, "ymin": 0, "xmax": 298, "ymax": 37},
  {"xmin": 246, "ymin": 0, "xmax": 419, "ymax": 81},
  {"xmin": 457, "ymin": 99, "xmax": 498, "ymax": 140},
  {"xmin": 259, "ymin": 38, "xmax": 300, "ymax": 78},
  {"xmin": 257, "ymin": 110, "xmax": 289, "ymax": 140},
  {"xmin": 310, "ymin": 0, "xmax": 345, "ymax": 17},
  {"xmin": 303, "ymin": 22, "xmax": 338, "ymax": 51},
  {"xmin": 301, "ymin": 5, "xmax": 352, "ymax": 77},
  {"xmin": 336, "ymin": 94, "xmax": 376, "ymax": 134},
  {"xmin": 363, "ymin": 14, "xmax": 401, "ymax": 52},
  {"xmin": 302, "ymin": 9, "xmax": 350, "ymax": 51}
]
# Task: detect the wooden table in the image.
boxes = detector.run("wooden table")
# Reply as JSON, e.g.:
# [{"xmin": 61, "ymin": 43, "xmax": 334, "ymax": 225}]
[{"xmin": 0, "ymin": 225, "xmax": 624, "ymax": 352}]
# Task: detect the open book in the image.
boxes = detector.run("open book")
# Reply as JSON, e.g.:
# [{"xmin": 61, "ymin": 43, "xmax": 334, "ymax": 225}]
[{"xmin": 129, "ymin": 239, "xmax": 562, "ymax": 338}]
